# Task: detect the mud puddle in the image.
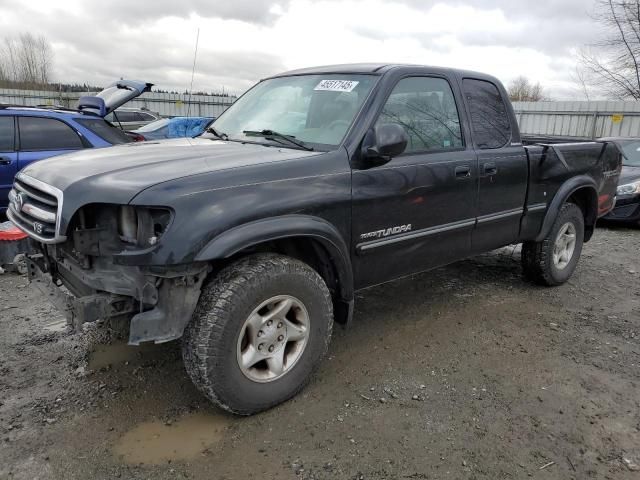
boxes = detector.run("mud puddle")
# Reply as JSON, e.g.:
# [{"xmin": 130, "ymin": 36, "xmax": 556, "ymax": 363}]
[
  {"xmin": 88, "ymin": 341, "xmax": 169, "ymax": 370},
  {"xmin": 112, "ymin": 412, "xmax": 231, "ymax": 465}
]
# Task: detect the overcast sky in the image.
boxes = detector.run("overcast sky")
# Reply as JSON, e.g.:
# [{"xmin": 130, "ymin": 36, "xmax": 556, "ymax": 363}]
[{"xmin": 0, "ymin": 0, "xmax": 600, "ymax": 99}]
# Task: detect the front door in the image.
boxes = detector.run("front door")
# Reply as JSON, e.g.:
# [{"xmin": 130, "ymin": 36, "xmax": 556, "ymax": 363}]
[
  {"xmin": 0, "ymin": 116, "xmax": 17, "ymax": 211},
  {"xmin": 351, "ymin": 75, "xmax": 478, "ymax": 289}
]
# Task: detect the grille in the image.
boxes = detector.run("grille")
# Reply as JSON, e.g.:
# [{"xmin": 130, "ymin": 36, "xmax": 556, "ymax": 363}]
[{"xmin": 7, "ymin": 173, "xmax": 65, "ymax": 243}]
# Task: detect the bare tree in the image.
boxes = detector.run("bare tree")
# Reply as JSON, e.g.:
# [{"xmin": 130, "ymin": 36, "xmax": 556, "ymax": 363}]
[
  {"xmin": 0, "ymin": 34, "xmax": 53, "ymax": 88},
  {"xmin": 507, "ymin": 76, "xmax": 546, "ymax": 102},
  {"xmin": 571, "ymin": 66, "xmax": 593, "ymax": 100},
  {"xmin": 579, "ymin": 0, "xmax": 640, "ymax": 99}
]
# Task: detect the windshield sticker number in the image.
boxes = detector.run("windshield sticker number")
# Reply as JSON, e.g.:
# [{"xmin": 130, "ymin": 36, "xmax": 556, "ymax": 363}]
[{"xmin": 314, "ymin": 80, "xmax": 359, "ymax": 92}]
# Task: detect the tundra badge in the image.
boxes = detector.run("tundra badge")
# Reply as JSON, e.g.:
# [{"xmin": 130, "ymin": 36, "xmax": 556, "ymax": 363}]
[{"xmin": 360, "ymin": 224, "xmax": 412, "ymax": 240}]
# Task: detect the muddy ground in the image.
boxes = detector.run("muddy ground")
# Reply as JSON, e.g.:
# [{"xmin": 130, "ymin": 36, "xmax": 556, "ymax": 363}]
[{"xmin": 1, "ymin": 225, "xmax": 639, "ymax": 480}]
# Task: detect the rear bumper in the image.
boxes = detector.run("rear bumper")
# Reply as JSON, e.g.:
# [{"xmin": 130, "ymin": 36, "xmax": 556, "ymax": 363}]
[{"xmin": 602, "ymin": 197, "xmax": 640, "ymax": 223}]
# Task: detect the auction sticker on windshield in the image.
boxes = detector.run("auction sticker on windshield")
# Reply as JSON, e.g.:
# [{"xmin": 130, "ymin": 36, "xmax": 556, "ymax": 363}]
[{"xmin": 314, "ymin": 80, "xmax": 359, "ymax": 92}]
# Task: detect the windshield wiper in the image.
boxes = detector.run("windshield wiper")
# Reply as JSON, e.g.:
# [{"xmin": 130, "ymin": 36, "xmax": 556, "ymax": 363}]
[
  {"xmin": 205, "ymin": 127, "xmax": 228, "ymax": 140},
  {"xmin": 242, "ymin": 129, "xmax": 314, "ymax": 151}
]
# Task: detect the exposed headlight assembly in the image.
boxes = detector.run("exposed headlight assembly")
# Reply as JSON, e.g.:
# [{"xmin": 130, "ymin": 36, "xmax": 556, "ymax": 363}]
[
  {"xmin": 616, "ymin": 180, "xmax": 640, "ymax": 196},
  {"xmin": 118, "ymin": 206, "xmax": 173, "ymax": 247}
]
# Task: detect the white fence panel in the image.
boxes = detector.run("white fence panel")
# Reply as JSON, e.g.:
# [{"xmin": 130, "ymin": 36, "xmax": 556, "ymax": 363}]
[
  {"xmin": 513, "ymin": 101, "xmax": 640, "ymax": 139},
  {"xmin": 0, "ymin": 88, "xmax": 237, "ymax": 118}
]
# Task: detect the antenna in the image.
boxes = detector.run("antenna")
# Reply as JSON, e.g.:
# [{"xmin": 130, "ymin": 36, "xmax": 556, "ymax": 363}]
[{"xmin": 186, "ymin": 28, "xmax": 200, "ymax": 117}]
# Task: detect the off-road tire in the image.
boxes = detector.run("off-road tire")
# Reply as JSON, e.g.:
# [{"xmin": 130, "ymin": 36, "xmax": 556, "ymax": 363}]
[
  {"xmin": 521, "ymin": 202, "xmax": 585, "ymax": 286},
  {"xmin": 182, "ymin": 253, "xmax": 333, "ymax": 415}
]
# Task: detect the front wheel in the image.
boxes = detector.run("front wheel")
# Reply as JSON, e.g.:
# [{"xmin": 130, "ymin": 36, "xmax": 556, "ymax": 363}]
[
  {"xmin": 182, "ymin": 253, "xmax": 333, "ymax": 415},
  {"xmin": 522, "ymin": 202, "xmax": 585, "ymax": 286}
]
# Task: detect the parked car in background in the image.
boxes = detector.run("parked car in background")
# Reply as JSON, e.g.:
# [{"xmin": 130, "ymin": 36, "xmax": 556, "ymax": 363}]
[
  {"xmin": 600, "ymin": 137, "xmax": 640, "ymax": 225},
  {"xmin": 106, "ymin": 107, "xmax": 160, "ymax": 130},
  {"xmin": 131, "ymin": 116, "xmax": 214, "ymax": 140},
  {"xmin": 0, "ymin": 80, "xmax": 152, "ymax": 214}
]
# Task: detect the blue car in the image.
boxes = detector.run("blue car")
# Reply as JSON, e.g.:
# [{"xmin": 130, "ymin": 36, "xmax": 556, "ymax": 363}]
[
  {"xmin": 132, "ymin": 116, "xmax": 214, "ymax": 140},
  {"xmin": 0, "ymin": 80, "xmax": 152, "ymax": 214}
]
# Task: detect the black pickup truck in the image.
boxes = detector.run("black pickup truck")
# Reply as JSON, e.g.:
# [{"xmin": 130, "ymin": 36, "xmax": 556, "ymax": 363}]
[{"xmin": 7, "ymin": 64, "xmax": 622, "ymax": 415}]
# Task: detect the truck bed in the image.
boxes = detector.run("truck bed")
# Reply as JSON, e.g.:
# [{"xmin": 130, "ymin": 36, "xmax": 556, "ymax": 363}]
[{"xmin": 524, "ymin": 140, "xmax": 621, "ymax": 218}]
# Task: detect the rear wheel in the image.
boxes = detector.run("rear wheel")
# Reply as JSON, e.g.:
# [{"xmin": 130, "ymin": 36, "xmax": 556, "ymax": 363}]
[
  {"xmin": 182, "ymin": 253, "xmax": 333, "ymax": 415},
  {"xmin": 522, "ymin": 202, "xmax": 585, "ymax": 286}
]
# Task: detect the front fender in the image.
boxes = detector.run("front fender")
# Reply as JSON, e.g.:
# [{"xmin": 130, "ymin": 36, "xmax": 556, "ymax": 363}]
[
  {"xmin": 195, "ymin": 214, "xmax": 354, "ymax": 301},
  {"xmin": 535, "ymin": 175, "xmax": 598, "ymax": 242}
]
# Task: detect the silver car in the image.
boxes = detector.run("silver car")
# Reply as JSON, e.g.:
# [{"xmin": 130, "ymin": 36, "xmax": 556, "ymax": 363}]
[{"xmin": 105, "ymin": 107, "xmax": 160, "ymax": 130}]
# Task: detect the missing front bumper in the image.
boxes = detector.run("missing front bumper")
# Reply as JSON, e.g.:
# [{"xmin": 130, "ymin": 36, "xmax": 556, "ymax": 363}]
[
  {"xmin": 27, "ymin": 255, "xmax": 136, "ymax": 330},
  {"xmin": 26, "ymin": 254, "xmax": 208, "ymax": 345}
]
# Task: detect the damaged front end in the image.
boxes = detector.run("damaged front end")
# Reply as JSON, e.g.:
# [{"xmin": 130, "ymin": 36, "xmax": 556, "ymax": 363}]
[{"xmin": 21, "ymin": 202, "xmax": 208, "ymax": 345}]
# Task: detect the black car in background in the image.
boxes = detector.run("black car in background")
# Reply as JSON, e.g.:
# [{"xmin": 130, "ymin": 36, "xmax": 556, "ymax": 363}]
[{"xmin": 601, "ymin": 137, "xmax": 640, "ymax": 225}]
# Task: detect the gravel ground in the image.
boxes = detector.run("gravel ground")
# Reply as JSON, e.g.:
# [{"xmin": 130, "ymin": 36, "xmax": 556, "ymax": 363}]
[{"xmin": 1, "ymin": 225, "xmax": 639, "ymax": 480}]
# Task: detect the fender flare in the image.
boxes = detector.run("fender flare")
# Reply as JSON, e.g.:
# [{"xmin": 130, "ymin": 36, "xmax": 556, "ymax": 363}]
[
  {"xmin": 195, "ymin": 215, "xmax": 354, "ymax": 301},
  {"xmin": 534, "ymin": 175, "xmax": 598, "ymax": 242}
]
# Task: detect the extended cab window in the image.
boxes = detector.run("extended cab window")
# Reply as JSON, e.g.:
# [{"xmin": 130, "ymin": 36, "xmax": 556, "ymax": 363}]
[
  {"xmin": 18, "ymin": 117, "xmax": 83, "ymax": 151},
  {"xmin": 376, "ymin": 77, "xmax": 463, "ymax": 153},
  {"xmin": 462, "ymin": 78, "xmax": 511, "ymax": 149},
  {"xmin": 0, "ymin": 117, "xmax": 14, "ymax": 150}
]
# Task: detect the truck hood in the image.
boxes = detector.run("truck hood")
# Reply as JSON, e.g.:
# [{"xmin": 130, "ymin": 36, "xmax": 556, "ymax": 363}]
[{"xmin": 21, "ymin": 137, "xmax": 322, "ymax": 204}]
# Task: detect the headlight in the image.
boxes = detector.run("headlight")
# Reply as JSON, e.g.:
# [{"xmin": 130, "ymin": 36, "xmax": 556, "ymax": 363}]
[
  {"xmin": 617, "ymin": 181, "xmax": 640, "ymax": 196},
  {"xmin": 118, "ymin": 206, "xmax": 172, "ymax": 247}
]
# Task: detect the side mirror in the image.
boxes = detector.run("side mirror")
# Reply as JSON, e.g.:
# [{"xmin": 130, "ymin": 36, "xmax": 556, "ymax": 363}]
[{"xmin": 358, "ymin": 123, "xmax": 409, "ymax": 169}]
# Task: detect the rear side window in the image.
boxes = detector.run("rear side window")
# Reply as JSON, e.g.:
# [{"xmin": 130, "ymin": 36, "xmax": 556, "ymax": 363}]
[
  {"xmin": 375, "ymin": 76, "xmax": 463, "ymax": 152},
  {"xmin": 462, "ymin": 78, "xmax": 511, "ymax": 149},
  {"xmin": 19, "ymin": 117, "xmax": 83, "ymax": 150},
  {"xmin": 138, "ymin": 112, "xmax": 156, "ymax": 121},
  {"xmin": 75, "ymin": 118, "xmax": 132, "ymax": 145},
  {"xmin": 0, "ymin": 116, "xmax": 14, "ymax": 150},
  {"xmin": 112, "ymin": 111, "xmax": 137, "ymax": 122}
]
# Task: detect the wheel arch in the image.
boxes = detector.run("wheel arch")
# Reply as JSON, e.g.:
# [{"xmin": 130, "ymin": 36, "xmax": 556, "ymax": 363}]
[
  {"xmin": 195, "ymin": 215, "xmax": 354, "ymax": 323},
  {"xmin": 535, "ymin": 176, "xmax": 598, "ymax": 243}
]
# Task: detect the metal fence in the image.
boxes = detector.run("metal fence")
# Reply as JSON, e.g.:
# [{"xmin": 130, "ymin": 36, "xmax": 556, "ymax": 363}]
[
  {"xmin": 0, "ymin": 88, "xmax": 237, "ymax": 118},
  {"xmin": 513, "ymin": 101, "xmax": 640, "ymax": 139},
  {"xmin": 6, "ymin": 90, "xmax": 640, "ymax": 139}
]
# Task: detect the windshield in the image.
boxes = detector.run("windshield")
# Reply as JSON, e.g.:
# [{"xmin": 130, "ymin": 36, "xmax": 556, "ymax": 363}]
[
  {"xmin": 206, "ymin": 74, "xmax": 378, "ymax": 150},
  {"xmin": 620, "ymin": 140, "xmax": 640, "ymax": 167}
]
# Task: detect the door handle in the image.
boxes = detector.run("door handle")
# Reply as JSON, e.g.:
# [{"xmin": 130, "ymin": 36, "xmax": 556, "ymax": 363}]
[
  {"xmin": 483, "ymin": 162, "xmax": 498, "ymax": 175},
  {"xmin": 0, "ymin": 157, "xmax": 12, "ymax": 166},
  {"xmin": 455, "ymin": 165, "xmax": 471, "ymax": 179}
]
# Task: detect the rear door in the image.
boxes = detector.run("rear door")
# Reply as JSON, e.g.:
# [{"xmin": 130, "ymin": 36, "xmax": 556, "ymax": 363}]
[
  {"xmin": 351, "ymin": 75, "xmax": 478, "ymax": 288},
  {"xmin": 17, "ymin": 116, "xmax": 85, "ymax": 170},
  {"xmin": 461, "ymin": 78, "xmax": 528, "ymax": 252},
  {"xmin": 0, "ymin": 116, "xmax": 17, "ymax": 210}
]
